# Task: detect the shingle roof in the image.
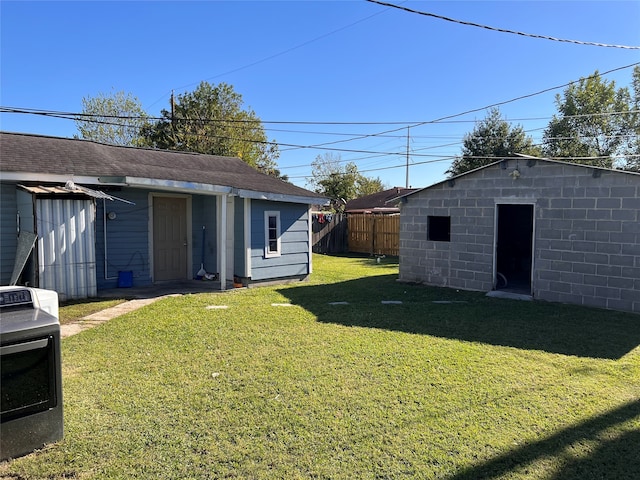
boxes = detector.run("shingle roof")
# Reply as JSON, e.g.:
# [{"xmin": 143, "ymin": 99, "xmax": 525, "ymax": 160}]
[
  {"xmin": 345, "ymin": 187, "xmax": 418, "ymax": 212},
  {"xmin": 0, "ymin": 132, "xmax": 325, "ymax": 202}
]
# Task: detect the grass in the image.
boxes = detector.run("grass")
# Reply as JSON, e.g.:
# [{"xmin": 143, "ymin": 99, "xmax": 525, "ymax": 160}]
[
  {"xmin": 2, "ymin": 254, "xmax": 639, "ymax": 479},
  {"xmin": 58, "ymin": 299, "xmax": 126, "ymax": 325}
]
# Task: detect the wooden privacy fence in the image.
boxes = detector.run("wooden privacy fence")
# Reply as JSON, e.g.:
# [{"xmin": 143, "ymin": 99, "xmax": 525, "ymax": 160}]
[
  {"xmin": 312, "ymin": 213, "xmax": 348, "ymax": 254},
  {"xmin": 348, "ymin": 213, "xmax": 400, "ymax": 256}
]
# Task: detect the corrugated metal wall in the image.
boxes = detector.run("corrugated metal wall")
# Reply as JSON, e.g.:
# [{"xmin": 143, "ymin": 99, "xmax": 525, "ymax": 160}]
[{"xmin": 36, "ymin": 198, "xmax": 97, "ymax": 300}]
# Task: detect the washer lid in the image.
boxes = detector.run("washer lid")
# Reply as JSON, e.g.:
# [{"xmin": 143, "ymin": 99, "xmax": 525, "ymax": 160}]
[{"xmin": 0, "ymin": 308, "xmax": 60, "ymax": 337}]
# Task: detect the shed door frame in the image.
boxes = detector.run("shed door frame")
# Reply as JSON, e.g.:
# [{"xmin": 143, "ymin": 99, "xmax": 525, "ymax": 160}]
[
  {"xmin": 493, "ymin": 201, "xmax": 535, "ymax": 294},
  {"xmin": 149, "ymin": 193, "xmax": 192, "ymax": 282}
]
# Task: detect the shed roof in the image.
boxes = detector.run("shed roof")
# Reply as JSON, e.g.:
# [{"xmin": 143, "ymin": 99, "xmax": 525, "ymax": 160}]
[{"xmin": 1, "ymin": 132, "xmax": 326, "ymax": 204}]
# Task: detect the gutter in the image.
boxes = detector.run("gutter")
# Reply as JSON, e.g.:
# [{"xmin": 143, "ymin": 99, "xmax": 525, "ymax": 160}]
[{"xmin": 237, "ymin": 188, "xmax": 328, "ymax": 206}]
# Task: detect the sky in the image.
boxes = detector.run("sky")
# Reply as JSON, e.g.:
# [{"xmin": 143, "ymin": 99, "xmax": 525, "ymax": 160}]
[{"xmin": 1, "ymin": 1, "xmax": 639, "ymax": 190}]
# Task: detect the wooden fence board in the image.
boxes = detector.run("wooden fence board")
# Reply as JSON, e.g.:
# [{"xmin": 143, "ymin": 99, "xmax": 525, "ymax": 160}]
[
  {"xmin": 347, "ymin": 214, "xmax": 399, "ymax": 256},
  {"xmin": 312, "ymin": 213, "xmax": 348, "ymax": 254}
]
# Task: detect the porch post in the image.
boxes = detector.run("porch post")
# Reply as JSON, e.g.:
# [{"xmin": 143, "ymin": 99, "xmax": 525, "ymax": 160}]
[
  {"xmin": 308, "ymin": 205, "xmax": 313, "ymax": 274},
  {"xmin": 219, "ymin": 194, "xmax": 227, "ymax": 291},
  {"xmin": 244, "ymin": 198, "xmax": 252, "ymax": 278}
]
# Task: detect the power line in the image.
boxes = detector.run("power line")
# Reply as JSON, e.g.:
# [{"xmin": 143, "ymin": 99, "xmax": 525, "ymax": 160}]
[
  {"xmin": 2, "ymin": 105, "xmax": 636, "ymax": 163},
  {"xmin": 286, "ymin": 152, "xmax": 640, "ymax": 180},
  {"xmin": 2, "ymin": 62, "xmax": 638, "ymax": 176},
  {"xmin": 276, "ymin": 62, "xmax": 640, "ymax": 152},
  {"xmin": 1, "ymin": 105, "xmax": 635, "ymax": 131},
  {"xmin": 366, "ymin": 0, "xmax": 640, "ymax": 50}
]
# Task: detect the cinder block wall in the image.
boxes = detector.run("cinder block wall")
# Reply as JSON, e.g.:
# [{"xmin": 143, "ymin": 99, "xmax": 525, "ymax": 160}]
[{"xmin": 399, "ymin": 160, "xmax": 640, "ymax": 314}]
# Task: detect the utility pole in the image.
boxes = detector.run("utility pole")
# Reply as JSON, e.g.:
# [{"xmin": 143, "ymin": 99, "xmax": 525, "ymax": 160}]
[
  {"xmin": 170, "ymin": 90, "xmax": 175, "ymax": 126},
  {"xmin": 405, "ymin": 126, "xmax": 410, "ymax": 188}
]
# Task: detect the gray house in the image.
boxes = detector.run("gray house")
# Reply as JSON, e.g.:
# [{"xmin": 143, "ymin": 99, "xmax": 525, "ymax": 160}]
[
  {"xmin": 398, "ymin": 157, "xmax": 640, "ymax": 314},
  {"xmin": 0, "ymin": 132, "xmax": 326, "ymax": 300}
]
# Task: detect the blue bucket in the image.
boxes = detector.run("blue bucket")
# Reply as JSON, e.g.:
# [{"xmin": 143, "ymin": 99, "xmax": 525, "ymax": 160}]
[{"xmin": 117, "ymin": 271, "xmax": 133, "ymax": 288}]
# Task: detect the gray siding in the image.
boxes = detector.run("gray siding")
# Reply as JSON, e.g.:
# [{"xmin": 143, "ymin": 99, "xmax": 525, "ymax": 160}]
[
  {"xmin": 191, "ymin": 194, "xmax": 217, "ymax": 276},
  {"xmin": 3, "ymin": 180, "xmax": 314, "ymax": 292},
  {"xmin": 0, "ymin": 182, "xmax": 19, "ymax": 284},
  {"xmin": 234, "ymin": 198, "xmax": 246, "ymax": 277},
  {"xmin": 250, "ymin": 200, "xmax": 310, "ymax": 281},
  {"xmin": 399, "ymin": 160, "xmax": 640, "ymax": 314},
  {"xmin": 97, "ymin": 190, "xmax": 219, "ymax": 289},
  {"xmin": 96, "ymin": 189, "xmax": 152, "ymax": 290}
]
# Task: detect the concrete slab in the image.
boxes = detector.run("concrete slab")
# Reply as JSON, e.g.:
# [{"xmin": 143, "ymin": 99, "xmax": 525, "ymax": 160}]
[{"xmin": 486, "ymin": 290, "xmax": 533, "ymax": 301}]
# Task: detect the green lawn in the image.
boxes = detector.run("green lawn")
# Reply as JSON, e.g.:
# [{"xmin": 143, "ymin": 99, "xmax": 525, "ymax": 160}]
[
  {"xmin": 58, "ymin": 299, "xmax": 126, "ymax": 325},
  {"xmin": 2, "ymin": 254, "xmax": 639, "ymax": 479}
]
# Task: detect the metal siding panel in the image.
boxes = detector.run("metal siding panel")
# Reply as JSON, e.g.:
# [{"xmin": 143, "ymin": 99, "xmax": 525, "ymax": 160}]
[{"xmin": 36, "ymin": 198, "xmax": 97, "ymax": 300}]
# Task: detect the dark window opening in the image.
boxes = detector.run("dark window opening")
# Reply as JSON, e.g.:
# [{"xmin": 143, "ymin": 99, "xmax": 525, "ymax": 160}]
[{"xmin": 428, "ymin": 216, "xmax": 451, "ymax": 242}]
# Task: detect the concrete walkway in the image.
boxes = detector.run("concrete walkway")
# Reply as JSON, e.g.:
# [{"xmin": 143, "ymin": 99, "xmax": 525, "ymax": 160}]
[{"xmin": 60, "ymin": 296, "xmax": 176, "ymax": 338}]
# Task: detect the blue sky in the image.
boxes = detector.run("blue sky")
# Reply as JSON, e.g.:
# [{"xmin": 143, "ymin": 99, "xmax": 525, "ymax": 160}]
[{"xmin": 1, "ymin": 1, "xmax": 639, "ymax": 190}]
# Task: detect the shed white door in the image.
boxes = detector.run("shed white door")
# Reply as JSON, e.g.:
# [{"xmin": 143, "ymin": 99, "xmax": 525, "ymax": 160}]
[{"xmin": 153, "ymin": 196, "xmax": 188, "ymax": 281}]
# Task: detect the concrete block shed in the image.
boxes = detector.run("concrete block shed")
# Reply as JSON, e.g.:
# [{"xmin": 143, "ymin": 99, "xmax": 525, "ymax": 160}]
[{"xmin": 398, "ymin": 157, "xmax": 640, "ymax": 314}]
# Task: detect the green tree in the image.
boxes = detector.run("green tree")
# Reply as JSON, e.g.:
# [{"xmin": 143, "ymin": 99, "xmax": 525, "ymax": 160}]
[
  {"xmin": 308, "ymin": 153, "xmax": 385, "ymax": 211},
  {"xmin": 141, "ymin": 82, "xmax": 281, "ymax": 176},
  {"xmin": 447, "ymin": 108, "xmax": 540, "ymax": 177},
  {"xmin": 357, "ymin": 175, "xmax": 386, "ymax": 196},
  {"xmin": 621, "ymin": 66, "xmax": 640, "ymax": 171},
  {"xmin": 75, "ymin": 89, "xmax": 149, "ymax": 146},
  {"xmin": 542, "ymin": 70, "xmax": 633, "ymax": 168}
]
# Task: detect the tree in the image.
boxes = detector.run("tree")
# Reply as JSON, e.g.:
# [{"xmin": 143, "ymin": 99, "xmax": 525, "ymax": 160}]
[
  {"xmin": 75, "ymin": 89, "xmax": 149, "ymax": 146},
  {"xmin": 307, "ymin": 153, "xmax": 385, "ymax": 211},
  {"xmin": 447, "ymin": 108, "xmax": 541, "ymax": 177},
  {"xmin": 621, "ymin": 66, "xmax": 640, "ymax": 172},
  {"xmin": 357, "ymin": 175, "xmax": 386, "ymax": 196},
  {"xmin": 542, "ymin": 70, "xmax": 633, "ymax": 169},
  {"xmin": 140, "ymin": 81, "xmax": 281, "ymax": 176}
]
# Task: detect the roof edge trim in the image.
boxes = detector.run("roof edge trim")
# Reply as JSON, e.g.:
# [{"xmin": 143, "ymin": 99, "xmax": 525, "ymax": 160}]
[
  {"xmin": 126, "ymin": 177, "xmax": 233, "ymax": 195},
  {"xmin": 237, "ymin": 188, "xmax": 328, "ymax": 205}
]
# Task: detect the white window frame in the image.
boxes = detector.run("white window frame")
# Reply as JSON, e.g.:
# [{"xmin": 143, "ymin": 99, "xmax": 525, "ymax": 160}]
[{"xmin": 264, "ymin": 210, "xmax": 281, "ymax": 258}]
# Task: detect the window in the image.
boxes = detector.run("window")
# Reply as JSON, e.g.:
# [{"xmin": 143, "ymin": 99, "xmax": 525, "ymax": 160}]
[
  {"xmin": 427, "ymin": 216, "xmax": 451, "ymax": 242},
  {"xmin": 264, "ymin": 211, "xmax": 281, "ymax": 257}
]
